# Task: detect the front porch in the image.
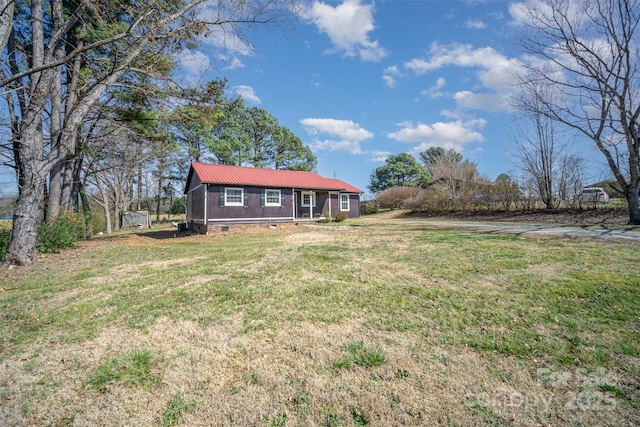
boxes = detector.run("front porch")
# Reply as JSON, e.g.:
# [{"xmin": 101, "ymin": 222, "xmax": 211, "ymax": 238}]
[{"xmin": 294, "ymin": 189, "xmax": 333, "ymax": 220}]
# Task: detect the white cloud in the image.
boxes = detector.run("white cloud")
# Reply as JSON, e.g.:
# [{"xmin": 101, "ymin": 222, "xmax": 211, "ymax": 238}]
[
  {"xmin": 405, "ymin": 43, "xmax": 521, "ymax": 111},
  {"xmin": 405, "ymin": 43, "xmax": 516, "ymax": 77},
  {"xmin": 359, "ymin": 40, "xmax": 387, "ymax": 62},
  {"xmin": 196, "ymin": 5, "xmax": 254, "ymax": 55},
  {"xmin": 202, "ymin": 24, "xmax": 254, "ymax": 56},
  {"xmin": 300, "ymin": 118, "xmax": 374, "ymax": 154},
  {"xmin": 176, "ymin": 50, "xmax": 211, "ymax": 80},
  {"xmin": 369, "ymin": 150, "xmax": 391, "ymax": 162},
  {"xmin": 508, "ymin": 0, "xmax": 588, "ymax": 27},
  {"xmin": 305, "ymin": 0, "xmax": 388, "ymax": 62},
  {"xmin": 382, "ymin": 75, "xmax": 396, "ymax": 88},
  {"xmin": 234, "ymin": 85, "xmax": 261, "ymax": 104},
  {"xmin": 225, "ymin": 57, "xmax": 245, "ymax": 70},
  {"xmin": 453, "ymin": 90, "xmax": 512, "ymax": 112},
  {"xmin": 387, "ymin": 119, "xmax": 486, "ymax": 154},
  {"xmin": 420, "ymin": 77, "xmax": 446, "ymax": 98},
  {"xmin": 464, "ymin": 19, "xmax": 486, "ymax": 29},
  {"xmin": 382, "ymin": 65, "xmax": 403, "ymax": 88},
  {"xmin": 311, "ymin": 73, "xmax": 322, "ymax": 87},
  {"xmin": 488, "ymin": 11, "xmax": 505, "ymax": 21},
  {"xmin": 507, "ymin": 2, "xmax": 531, "ymax": 26}
]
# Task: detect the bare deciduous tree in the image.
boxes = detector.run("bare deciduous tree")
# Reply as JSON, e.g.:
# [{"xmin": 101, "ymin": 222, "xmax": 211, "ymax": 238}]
[
  {"xmin": 512, "ymin": 81, "xmax": 584, "ymax": 209},
  {"xmin": 516, "ymin": 0, "xmax": 640, "ymax": 223},
  {"xmin": 423, "ymin": 148, "xmax": 481, "ymax": 209},
  {"xmin": 85, "ymin": 126, "xmax": 148, "ymax": 234},
  {"xmin": 0, "ymin": 0, "xmax": 12, "ymax": 53},
  {"xmin": 494, "ymin": 174, "xmax": 521, "ymax": 210}
]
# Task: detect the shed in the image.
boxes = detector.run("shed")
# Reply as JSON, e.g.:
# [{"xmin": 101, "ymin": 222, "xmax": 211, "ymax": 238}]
[{"xmin": 121, "ymin": 211, "xmax": 152, "ymax": 229}]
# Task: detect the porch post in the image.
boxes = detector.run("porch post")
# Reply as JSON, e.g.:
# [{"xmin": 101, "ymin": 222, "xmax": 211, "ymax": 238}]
[
  {"xmin": 204, "ymin": 184, "xmax": 208, "ymax": 235},
  {"xmin": 309, "ymin": 190, "xmax": 313, "ymax": 218}
]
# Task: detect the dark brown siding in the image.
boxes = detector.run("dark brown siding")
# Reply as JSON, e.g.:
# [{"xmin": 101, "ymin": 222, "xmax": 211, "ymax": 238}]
[
  {"xmin": 186, "ymin": 182, "xmax": 206, "ymax": 222},
  {"xmin": 317, "ymin": 192, "xmax": 329, "ymax": 217},
  {"xmin": 329, "ymin": 193, "xmax": 360, "ymax": 219},
  {"xmin": 329, "ymin": 193, "xmax": 340, "ymax": 218},
  {"xmin": 347, "ymin": 194, "xmax": 360, "ymax": 218},
  {"xmin": 185, "ymin": 173, "xmax": 202, "ymax": 193},
  {"xmin": 206, "ymin": 186, "xmax": 294, "ymax": 223}
]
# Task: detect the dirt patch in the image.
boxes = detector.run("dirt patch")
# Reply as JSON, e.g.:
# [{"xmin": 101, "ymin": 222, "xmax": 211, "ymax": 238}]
[
  {"xmin": 283, "ymin": 231, "xmax": 337, "ymax": 247},
  {"xmin": 85, "ymin": 257, "xmax": 205, "ymax": 287}
]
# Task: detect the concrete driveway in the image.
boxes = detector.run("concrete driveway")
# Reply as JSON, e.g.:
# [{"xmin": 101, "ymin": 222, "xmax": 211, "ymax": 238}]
[{"xmin": 358, "ymin": 216, "xmax": 640, "ymax": 241}]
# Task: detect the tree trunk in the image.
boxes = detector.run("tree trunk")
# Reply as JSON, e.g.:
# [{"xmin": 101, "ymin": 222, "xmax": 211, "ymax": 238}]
[
  {"xmin": 156, "ymin": 178, "xmax": 162, "ymax": 223},
  {"xmin": 60, "ymin": 155, "xmax": 76, "ymax": 211},
  {"xmin": 137, "ymin": 163, "xmax": 142, "ymax": 210},
  {"xmin": 5, "ymin": 157, "xmax": 46, "ymax": 266},
  {"xmin": 627, "ymin": 186, "xmax": 640, "ymax": 225},
  {"xmin": 48, "ymin": 160, "xmax": 65, "ymax": 220},
  {"xmin": 97, "ymin": 182, "xmax": 112, "ymax": 234},
  {"xmin": 114, "ymin": 185, "xmax": 120, "ymax": 232},
  {"xmin": 6, "ymin": 186, "xmax": 45, "ymax": 266},
  {"xmin": 79, "ymin": 184, "xmax": 92, "ymax": 238},
  {"xmin": 44, "ymin": 0, "xmax": 66, "ymax": 221},
  {"xmin": 0, "ymin": 0, "xmax": 13, "ymax": 53}
]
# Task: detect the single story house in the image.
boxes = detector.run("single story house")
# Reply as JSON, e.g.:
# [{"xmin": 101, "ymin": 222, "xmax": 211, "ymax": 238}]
[{"xmin": 184, "ymin": 162, "xmax": 363, "ymax": 233}]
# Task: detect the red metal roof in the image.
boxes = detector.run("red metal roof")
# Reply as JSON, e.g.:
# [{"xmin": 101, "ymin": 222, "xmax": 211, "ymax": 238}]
[{"xmin": 189, "ymin": 162, "xmax": 363, "ymax": 193}]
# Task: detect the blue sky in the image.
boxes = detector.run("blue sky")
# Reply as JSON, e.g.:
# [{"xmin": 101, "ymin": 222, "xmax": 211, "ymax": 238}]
[
  {"xmin": 179, "ymin": 0, "xmax": 547, "ymax": 197},
  {"xmin": 0, "ymin": 0, "xmax": 607, "ymax": 198}
]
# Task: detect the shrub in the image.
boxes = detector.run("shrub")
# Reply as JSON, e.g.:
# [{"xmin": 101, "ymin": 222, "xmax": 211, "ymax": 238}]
[
  {"xmin": 38, "ymin": 211, "xmax": 85, "ymax": 253},
  {"xmin": 0, "ymin": 228, "xmax": 10, "ymax": 261},
  {"xmin": 334, "ymin": 212, "xmax": 348, "ymax": 222},
  {"xmin": 376, "ymin": 186, "xmax": 428, "ymax": 210},
  {"xmin": 90, "ymin": 208, "xmax": 107, "ymax": 235},
  {"xmin": 360, "ymin": 199, "xmax": 379, "ymax": 214},
  {"xmin": 171, "ymin": 197, "xmax": 186, "ymax": 215}
]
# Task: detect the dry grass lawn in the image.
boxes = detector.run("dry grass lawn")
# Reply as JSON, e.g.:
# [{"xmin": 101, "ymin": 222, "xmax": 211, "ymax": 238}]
[{"xmin": 0, "ymin": 218, "xmax": 638, "ymax": 426}]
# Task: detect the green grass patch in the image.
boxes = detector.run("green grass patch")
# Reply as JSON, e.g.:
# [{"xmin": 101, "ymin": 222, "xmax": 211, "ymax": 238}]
[
  {"xmin": 334, "ymin": 340, "xmax": 386, "ymax": 369},
  {"xmin": 87, "ymin": 349, "xmax": 160, "ymax": 390},
  {"xmin": 162, "ymin": 391, "xmax": 196, "ymax": 427}
]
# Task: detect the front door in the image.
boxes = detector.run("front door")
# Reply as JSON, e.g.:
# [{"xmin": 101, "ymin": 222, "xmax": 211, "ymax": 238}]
[{"xmin": 296, "ymin": 190, "xmax": 316, "ymax": 218}]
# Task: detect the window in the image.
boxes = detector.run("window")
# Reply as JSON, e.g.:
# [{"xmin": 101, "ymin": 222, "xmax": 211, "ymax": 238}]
[
  {"xmin": 225, "ymin": 188, "xmax": 243, "ymax": 206},
  {"xmin": 340, "ymin": 193, "xmax": 350, "ymax": 211},
  {"xmin": 265, "ymin": 189, "xmax": 281, "ymax": 206},
  {"xmin": 301, "ymin": 191, "xmax": 316, "ymax": 207}
]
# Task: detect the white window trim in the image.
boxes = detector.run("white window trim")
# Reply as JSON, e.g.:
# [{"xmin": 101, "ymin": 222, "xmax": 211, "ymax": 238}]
[
  {"xmin": 301, "ymin": 191, "xmax": 316, "ymax": 207},
  {"xmin": 340, "ymin": 193, "xmax": 350, "ymax": 211},
  {"xmin": 265, "ymin": 189, "xmax": 281, "ymax": 207},
  {"xmin": 225, "ymin": 187, "xmax": 244, "ymax": 206}
]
